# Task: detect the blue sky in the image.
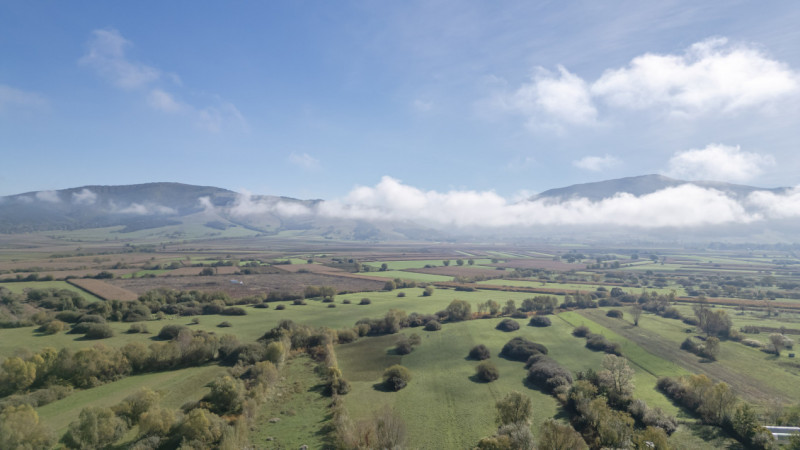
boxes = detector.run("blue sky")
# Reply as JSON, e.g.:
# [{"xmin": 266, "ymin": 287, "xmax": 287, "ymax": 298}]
[{"xmin": 2, "ymin": 1, "xmax": 799, "ymax": 200}]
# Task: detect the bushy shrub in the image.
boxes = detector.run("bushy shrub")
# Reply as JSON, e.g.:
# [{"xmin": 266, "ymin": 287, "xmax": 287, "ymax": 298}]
[
  {"xmin": 292, "ymin": 299, "xmax": 306, "ymax": 306},
  {"xmin": 585, "ymin": 333, "xmax": 622, "ymax": 355},
  {"xmin": 572, "ymin": 325, "xmax": 590, "ymax": 337},
  {"xmin": 606, "ymin": 309, "xmax": 624, "ymax": 319},
  {"xmin": 469, "ymin": 344, "xmax": 491, "ymax": 360},
  {"xmin": 476, "ymin": 361, "xmax": 499, "ymax": 382},
  {"xmin": 342, "ymin": 299, "xmax": 352, "ymax": 304},
  {"xmin": 328, "ymin": 303, "xmax": 336, "ymax": 308},
  {"xmin": 253, "ymin": 302, "xmax": 269, "ymax": 309},
  {"xmin": 528, "ymin": 316, "xmax": 551, "ymax": 327},
  {"xmin": 337, "ymin": 328, "xmax": 358, "ymax": 344},
  {"xmin": 40, "ymin": 320, "xmax": 66, "ymax": 335},
  {"xmin": 275, "ymin": 304, "xmax": 286, "ymax": 310},
  {"xmin": 424, "ymin": 320, "xmax": 441, "ymax": 331},
  {"xmin": 681, "ymin": 337, "xmax": 699, "ymax": 353},
  {"xmin": 217, "ymin": 321, "xmax": 232, "ymax": 328},
  {"xmin": 221, "ymin": 307, "xmax": 246, "ymax": 316},
  {"xmin": 397, "ymin": 292, "xmax": 406, "ymax": 298},
  {"xmin": 157, "ymin": 324, "xmax": 188, "ymax": 340},
  {"xmin": 359, "ymin": 298, "xmax": 372, "ymax": 305},
  {"xmin": 500, "ymin": 337, "xmax": 548, "ymax": 361},
  {"xmin": 527, "ymin": 356, "xmax": 573, "ymax": 393},
  {"xmin": 496, "ymin": 318, "xmax": 520, "ymax": 332},
  {"xmin": 127, "ymin": 323, "xmax": 149, "ymax": 334},
  {"xmin": 383, "ymin": 365, "xmax": 411, "ymax": 391},
  {"xmin": 83, "ymin": 323, "xmax": 114, "ymax": 339}
]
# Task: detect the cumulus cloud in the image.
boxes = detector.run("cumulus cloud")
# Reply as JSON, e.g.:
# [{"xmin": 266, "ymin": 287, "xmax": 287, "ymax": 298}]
[
  {"xmin": 80, "ymin": 28, "xmax": 245, "ymax": 131},
  {"xmin": 592, "ymin": 38, "xmax": 799, "ymax": 117},
  {"xmin": 288, "ymin": 152, "xmax": 321, "ymax": 170},
  {"xmin": 313, "ymin": 176, "xmax": 757, "ymax": 228},
  {"xmin": 666, "ymin": 144, "xmax": 775, "ymax": 182},
  {"xmin": 496, "ymin": 66, "xmax": 597, "ymax": 128},
  {"xmin": 72, "ymin": 189, "xmax": 98, "ymax": 205},
  {"xmin": 573, "ymin": 154, "xmax": 621, "ymax": 172},
  {"xmin": 198, "ymin": 196, "xmax": 215, "ymax": 213},
  {"xmin": 0, "ymin": 84, "xmax": 47, "ymax": 113},
  {"xmin": 35, "ymin": 191, "xmax": 60, "ymax": 203},
  {"xmin": 492, "ymin": 38, "xmax": 799, "ymax": 128}
]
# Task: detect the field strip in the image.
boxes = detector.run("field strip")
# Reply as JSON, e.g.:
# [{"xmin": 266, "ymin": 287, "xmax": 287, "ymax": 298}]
[
  {"xmin": 575, "ymin": 309, "xmax": 787, "ymax": 403},
  {"xmin": 67, "ymin": 278, "xmax": 139, "ymax": 301}
]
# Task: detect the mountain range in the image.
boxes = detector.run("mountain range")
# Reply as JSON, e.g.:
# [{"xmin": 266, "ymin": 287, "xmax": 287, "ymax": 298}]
[{"xmin": 0, "ymin": 175, "xmax": 793, "ymax": 241}]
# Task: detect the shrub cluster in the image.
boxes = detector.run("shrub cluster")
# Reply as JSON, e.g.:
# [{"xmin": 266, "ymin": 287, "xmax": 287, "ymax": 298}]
[
  {"xmin": 468, "ymin": 344, "xmax": 491, "ymax": 360},
  {"xmin": 383, "ymin": 365, "xmax": 411, "ymax": 391},
  {"xmin": 526, "ymin": 355, "xmax": 573, "ymax": 393},
  {"xmin": 475, "ymin": 361, "xmax": 499, "ymax": 382},
  {"xmin": 499, "ymin": 337, "xmax": 548, "ymax": 361},
  {"xmin": 528, "ymin": 316, "xmax": 551, "ymax": 327},
  {"xmin": 496, "ymin": 318, "xmax": 520, "ymax": 332}
]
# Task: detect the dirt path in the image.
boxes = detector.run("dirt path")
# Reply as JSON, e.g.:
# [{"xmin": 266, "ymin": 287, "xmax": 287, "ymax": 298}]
[{"xmin": 576, "ymin": 309, "xmax": 784, "ymax": 403}]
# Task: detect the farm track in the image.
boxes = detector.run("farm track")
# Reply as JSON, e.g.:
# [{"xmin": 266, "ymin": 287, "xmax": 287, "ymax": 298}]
[{"xmin": 576, "ymin": 309, "xmax": 784, "ymax": 404}]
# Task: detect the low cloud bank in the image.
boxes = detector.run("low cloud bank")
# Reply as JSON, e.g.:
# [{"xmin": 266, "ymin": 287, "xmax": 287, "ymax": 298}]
[{"xmin": 225, "ymin": 176, "xmax": 800, "ymax": 230}]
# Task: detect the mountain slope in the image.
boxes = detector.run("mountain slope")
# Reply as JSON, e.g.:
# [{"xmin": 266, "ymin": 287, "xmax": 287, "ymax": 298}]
[{"xmin": 532, "ymin": 174, "xmax": 788, "ymax": 202}]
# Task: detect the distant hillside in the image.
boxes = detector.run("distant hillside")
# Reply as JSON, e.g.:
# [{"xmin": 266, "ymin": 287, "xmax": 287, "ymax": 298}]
[{"xmin": 533, "ymin": 174, "xmax": 788, "ymax": 201}]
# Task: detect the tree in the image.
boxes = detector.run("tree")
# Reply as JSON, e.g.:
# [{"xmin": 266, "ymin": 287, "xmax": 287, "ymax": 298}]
[
  {"xmin": 199, "ymin": 267, "xmax": 214, "ymax": 276},
  {"xmin": 0, "ymin": 404, "xmax": 55, "ymax": 450},
  {"xmin": 496, "ymin": 391, "xmax": 532, "ymax": 426},
  {"xmin": 770, "ymin": 333, "xmax": 786, "ymax": 356},
  {"xmin": 486, "ymin": 299, "xmax": 501, "ymax": 316},
  {"xmin": 205, "ymin": 375, "xmax": 245, "ymax": 414},
  {"xmin": 468, "ymin": 259, "xmax": 475, "ymax": 265},
  {"xmin": 446, "ymin": 299, "xmax": 472, "ymax": 321},
  {"xmin": 631, "ymin": 304, "xmax": 643, "ymax": 326},
  {"xmin": 598, "ymin": 354, "xmax": 635, "ymax": 402},
  {"xmin": 703, "ymin": 336, "xmax": 720, "ymax": 360},
  {"xmin": 443, "ymin": 260, "xmax": 451, "ymax": 266},
  {"xmin": 537, "ymin": 419, "xmax": 587, "ymax": 450},
  {"xmin": 383, "ymin": 280, "xmax": 396, "ymax": 291},
  {"xmin": 699, "ymin": 382, "xmax": 737, "ymax": 425},
  {"xmin": 502, "ymin": 300, "xmax": 517, "ymax": 316},
  {"xmin": 476, "ymin": 361, "xmax": 499, "ymax": 382},
  {"xmin": 63, "ymin": 407, "xmax": 128, "ymax": 449},
  {"xmin": 469, "ymin": 344, "xmax": 491, "ymax": 360},
  {"xmin": 383, "ymin": 365, "xmax": 412, "ymax": 391},
  {"xmin": 456, "ymin": 259, "xmax": 464, "ymax": 266},
  {"xmin": 423, "ymin": 286, "xmax": 434, "ymax": 297},
  {"xmin": 380, "ymin": 263, "xmax": 389, "ymax": 271},
  {"xmin": 372, "ymin": 406, "xmax": 407, "ymax": 449},
  {"xmin": 0, "ymin": 357, "xmax": 36, "ymax": 395}
]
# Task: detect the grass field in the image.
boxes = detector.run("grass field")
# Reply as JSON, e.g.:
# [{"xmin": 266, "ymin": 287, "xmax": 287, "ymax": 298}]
[
  {"xmin": 37, "ymin": 364, "xmax": 225, "ymax": 434},
  {"xmin": 1, "ymin": 280, "xmax": 103, "ymax": 303},
  {"xmin": 250, "ymin": 355, "xmax": 330, "ymax": 449}
]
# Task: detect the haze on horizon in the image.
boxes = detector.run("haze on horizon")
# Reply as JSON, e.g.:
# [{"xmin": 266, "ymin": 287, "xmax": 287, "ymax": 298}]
[{"xmin": 2, "ymin": 1, "xmax": 799, "ymax": 225}]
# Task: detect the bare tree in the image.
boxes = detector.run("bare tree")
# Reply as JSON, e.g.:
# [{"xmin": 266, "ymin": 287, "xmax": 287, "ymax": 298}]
[{"xmin": 631, "ymin": 304, "xmax": 643, "ymax": 326}]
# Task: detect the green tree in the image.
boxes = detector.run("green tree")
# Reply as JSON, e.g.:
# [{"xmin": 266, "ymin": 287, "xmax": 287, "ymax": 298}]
[
  {"xmin": 0, "ymin": 357, "xmax": 36, "ymax": 395},
  {"xmin": 383, "ymin": 365, "xmax": 412, "ymax": 391},
  {"xmin": 446, "ymin": 299, "xmax": 472, "ymax": 321},
  {"xmin": 0, "ymin": 404, "xmax": 55, "ymax": 450},
  {"xmin": 495, "ymin": 391, "xmax": 532, "ymax": 426},
  {"xmin": 537, "ymin": 419, "xmax": 587, "ymax": 450},
  {"xmin": 63, "ymin": 407, "xmax": 128, "ymax": 449},
  {"xmin": 423, "ymin": 286, "xmax": 434, "ymax": 297},
  {"xmin": 456, "ymin": 259, "xmax": 464, "ymax": 266},
  {"xmin": 205, "ymin": 375, "xmax": 245, "ymax": 414},
  {"xmin": 598, "ymin": 354, "xmax": 635, "ymax": 402},
  {"xmin": 443, "ymin": 260, "xmax": 450, "ymax": 266}
]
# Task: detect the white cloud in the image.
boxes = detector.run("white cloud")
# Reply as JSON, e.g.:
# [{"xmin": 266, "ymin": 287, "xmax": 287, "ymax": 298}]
[
  {"xmin": 0, "ymin": 84, "xmax": 47, "ymax": 113},
  {"xmin": 592, "ymin": 37, "xmax": 799, "ymax": 117},
  {"xmin": 491, "ymin": 38, "xmax": 799, "ymax": 128},
  {"xmin": 412, "ymin": 99, "xmax": 434, "ymax": 112},
  {"xmin": 113, "ymin": 202, "xmax": 176, "ymax": 215},
  {"xmin": 147, "ymin": 89, "xmax": 183, "ymax": 113},
  {"xmin": 314, "ymin": 176, "xmax": 756, "ymax": 228},
  {"xmin": 72, "ymin": 188, "xmax": 97, "ymax": 205},
  {"xmin": 229, "ymin": 191, "xmax": 311, "ymax": 217},
  {"xmin": 35, "ymin": 191, "xmax": 60, "ymax": 203},
  {"xmin": 80, "ymin": 29, "xmax": 160, "ymax": 89},
  {"xmin": 288, "ymin": 152, "xmax": 321, "ymax": 170},
  {"xmin": 747, "ymin": 188, "xmax": 800, "ymax": 219},
  {"xmin": 497, "ymin": 66, "xmax": 597, "ymax": 128},
  {"xmin": 80, "ymin": 28, "xmax": 245, "ymax": 131},
  {"xmin": 666, "ymin": 143, "xmax": 775, "ymax": 182},
  {"xmin": 573, "ymin": 154, "xmax": 621, "ymax": 172}
]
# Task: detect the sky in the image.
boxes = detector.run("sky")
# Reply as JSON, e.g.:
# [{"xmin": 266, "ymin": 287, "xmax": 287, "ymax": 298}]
[{"xmin": 2, "ymin": 1, "xmax": 799, "ymax": 204}]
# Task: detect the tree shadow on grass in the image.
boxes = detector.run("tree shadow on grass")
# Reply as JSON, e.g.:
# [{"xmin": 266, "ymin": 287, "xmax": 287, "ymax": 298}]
[{"xmin": 372, "ymin": 382, "xmax": 392, "ymax": 392}]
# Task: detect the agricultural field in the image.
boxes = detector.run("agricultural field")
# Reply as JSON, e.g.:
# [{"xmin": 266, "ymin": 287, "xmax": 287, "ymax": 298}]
[{"xmin": 2, "ymin": 234, "xmax": 800, "ymax": 449}]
